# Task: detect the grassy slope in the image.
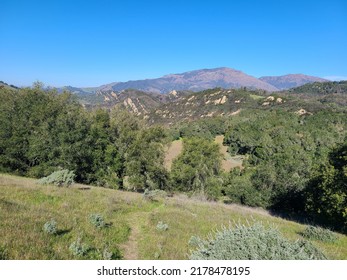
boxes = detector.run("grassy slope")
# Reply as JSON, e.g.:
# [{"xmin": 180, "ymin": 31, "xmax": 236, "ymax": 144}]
[{"xmin": 1, "ymin": 173, "xmax": 346, "ymax": 260}]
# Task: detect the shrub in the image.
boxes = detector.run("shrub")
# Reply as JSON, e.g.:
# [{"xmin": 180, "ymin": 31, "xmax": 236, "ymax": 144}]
[
  {"xmin": 43, "ymin": 219, "xmax": 57, "ymax": 235},
  {"xmin": 89, "ymin": 213, "xmax": 106, "ymax": 229},
  {"xmin": 302, "ymin": 225, "xmax": 338, "ymax": 243},
  {"xmin": 101, "ymin": 247, "xmax": 122, "ymax": 260},
  {"xmin": 102, "ymin": 248, "xmax": 113, "ymax": 260},
  {"xmin": 189, "ymin": 222, "xmax": 326, "ymax": 260},
  {"xmin": 38, "ymin": 169, "xmax": 75, "ymax": 187},
  {"xmin": 156, "ymin": 221, "xmax": 169, "ymax": 231},
  {"xmin": 143, "ymin": 189, "xmax": 167, "ymax": 201},
  {"xmin": 69, "ymin": 238, "xmax": 89, "ymax": 257}
]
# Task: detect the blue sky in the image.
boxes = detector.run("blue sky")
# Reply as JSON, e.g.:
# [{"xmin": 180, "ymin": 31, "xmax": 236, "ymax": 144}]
[{"xmin": 1, "ymin": 0, "xmax": 346, "ymax": 87}]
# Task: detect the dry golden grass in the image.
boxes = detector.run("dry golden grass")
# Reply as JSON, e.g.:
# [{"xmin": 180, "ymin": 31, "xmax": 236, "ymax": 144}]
[
  {"xmin": 214, "ymin": 135, "xmax": 243, "ymax": 171},
  {"xmin": 164, "ymin": 139, "xmax": 183, "ymax": 170}
]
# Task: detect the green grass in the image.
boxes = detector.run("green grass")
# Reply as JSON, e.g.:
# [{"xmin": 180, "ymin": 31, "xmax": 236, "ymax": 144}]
[
  {"xmin": 0, "ymin": 173, "xmax": 347, "ymax": 260},
  {"xmin": 250, "ymin": 94, "xmax": 264, "ymax": 100}
]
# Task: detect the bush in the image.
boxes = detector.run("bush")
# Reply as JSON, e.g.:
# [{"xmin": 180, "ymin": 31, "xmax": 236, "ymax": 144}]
[
  {"xmin": 143, "ymin": 189, "xmax": 167, "ymax": 201},
  {"xmin": 89, "ymin": 213, "xmax": 106, "ymax": 229},
  {"xmin": 302, "ymin": 225, "xmax": 338, "ymax": 243},
  {"xmin": 38, "ymin": 169, "xmax": 75, "ymax": 187},
  {"xmin": 189, "ymin": 222, "xmax": 326, "ymax": 260},
  {"xmin": 101, "ymin": 247, "xmax": 122, "ymax": 260},
  {"xmin": 69, "ymin": 238, "xmax": 89, "ymax": 257},
  {"xmin": 43, "ymin": 219, "xmax": 57, "ymax": 235},
  {"xmin": 156, "ymin": 221, "xmax": 169, "ymax": 231}
]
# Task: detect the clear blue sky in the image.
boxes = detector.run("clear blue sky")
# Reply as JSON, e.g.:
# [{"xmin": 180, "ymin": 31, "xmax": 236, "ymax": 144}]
[{"xmin": 1, "ymin": 0, "xmax": 346, "ymax": 87}]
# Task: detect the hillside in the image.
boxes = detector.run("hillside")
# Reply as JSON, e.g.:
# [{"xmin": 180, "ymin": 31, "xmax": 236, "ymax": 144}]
[
  {"xmin": 1, "ymin": 173, "xmax": 346, "ymax": 260},
  {"xmin": 145, "ymin": 87, "xmax": 337, "ymax": 125},
  {"xmin": 286, "ymin": 80, "xmax": 347, "ymax": 95},
  {"xmin": 75, "ymin": 89, "xmax": 164, "ymax": 113},
  {"xmin": 279, "ymin": 80, "xmax": 347, "ymax": 107},
  {"xmin": 259, "ymin": 74, "xmax": 328, "ymax": 90},
  {"xmin": 0, "ymin": 81, "xmax": 19, "ymax": 90},
  {"xmin": 52, "ymin": 69, "xmax": 329, "ymax": 109}
]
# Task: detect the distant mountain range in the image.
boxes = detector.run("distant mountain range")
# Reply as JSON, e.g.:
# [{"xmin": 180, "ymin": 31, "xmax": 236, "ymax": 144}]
[
  {"xmin": 97, "ymin": 67, "xmax": 279, "ymax": 93},
  {"xmin": 259, "ymin": 74, "xmax": 328, "ymax": 90},
  {"xmin": 58, "ymin": 67, "xmax": 328, "ymax": 96}
]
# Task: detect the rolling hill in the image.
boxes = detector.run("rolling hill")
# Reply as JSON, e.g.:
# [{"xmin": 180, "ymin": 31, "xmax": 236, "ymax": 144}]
[{"xmin": 145, "ymin": 87, "xmax": 338, "ymax": 125}]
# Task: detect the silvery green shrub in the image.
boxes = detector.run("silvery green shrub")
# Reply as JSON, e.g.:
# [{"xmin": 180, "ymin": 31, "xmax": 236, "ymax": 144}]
[
  {"xmin": 38, "ymin": 169, "xmax": 75, "ymax": 187},
  {"xmin": 189, "ymin": 222, "xmax": 326, "ymax": 260},
  {"xmin": 156, "ymin": 221, "xmax": 169, "ymax": 231},
  {"xmin": 43, "ymin": 219, "xmax": 57, "ymax": 235},
  {"xmin": 89, "ymin": 213, "xmax": 106, "ymax": 229},
  {"xmin": 302, "ymin": 225, "xmax": 338, "ymax": 243},
  {"xmin": 102, "ymin": 248, "xmax": 113, "ymax": 260},
  {"xmin": 100, "ymin": 247, "xmax": 122, "ymax": 260},
  {"xmin": 69, "ymin": 238, "xmax": 89, "ymax": 257},
  {"xmin": 143, "ymin": 189, "xmax": 167, "ymax": 201}
]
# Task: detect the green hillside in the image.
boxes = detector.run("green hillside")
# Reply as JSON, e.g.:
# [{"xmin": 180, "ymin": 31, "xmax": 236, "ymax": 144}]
[
  {"xmin": 146, "ymin": 87, "xmax": 345, "ymax": 125},
  {"xmin": 1, "ymin": 173, "xmax": 346, "ymax": 260},
  {"xmin": 287, "ymin": 80, "xmax": 347, "ymax": 95}
]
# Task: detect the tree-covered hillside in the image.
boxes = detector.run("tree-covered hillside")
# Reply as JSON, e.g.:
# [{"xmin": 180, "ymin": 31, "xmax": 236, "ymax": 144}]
[{"xmin": 0, "ymin": 83, "xmax": 346, "ymax": 233}]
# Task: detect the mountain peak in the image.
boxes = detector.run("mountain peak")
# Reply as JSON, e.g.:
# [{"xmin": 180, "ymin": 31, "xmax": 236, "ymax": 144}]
[{"xmin": 100, "ymin": 67, "xmax": 278, "ymax": 93}]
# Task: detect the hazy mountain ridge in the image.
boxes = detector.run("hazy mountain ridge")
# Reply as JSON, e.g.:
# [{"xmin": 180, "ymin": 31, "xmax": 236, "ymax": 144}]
[
  {"xmin": 99, "ymin": 67, "xmax": 279, "ymax": 93},
  {"xmin": 259, "ymin": 74, "xmax": 328, "ymax": 90}
]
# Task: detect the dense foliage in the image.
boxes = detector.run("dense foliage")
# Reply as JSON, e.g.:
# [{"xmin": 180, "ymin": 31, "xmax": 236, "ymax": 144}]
[
  {"xmin": 287, "ymin": 80, "xmax": 347, "ymax": 95},
  {"xmin": 222, "ymin": 109, "xmax": 346, "ymax": 212},
  {"xmin": 305, "ymin": 144, "xmax": 347, "ymax": 232},
  {"xmin": 0, "ymin": 86, "xmax": 167, "ymax": 190},
  {"xmin": 169, "ymin": 117, "xmax": 226, "ymax": 140},
  {"xmin": 170, "ymin": 138, "xmax": 222, "ymax": 198}
]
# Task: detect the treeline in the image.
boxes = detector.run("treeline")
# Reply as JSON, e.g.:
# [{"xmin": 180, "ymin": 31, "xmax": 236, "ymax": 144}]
[
  {"xmin": 0, "ymin": 85, "xmax": 346, "ymax": 232},
  {"xmin": 222, "ymin": 109, "xmax": 346, "ymax": 231},
  {"xmin": 0, "ymin": 85, "xmax": 168, "ymax": 190}
]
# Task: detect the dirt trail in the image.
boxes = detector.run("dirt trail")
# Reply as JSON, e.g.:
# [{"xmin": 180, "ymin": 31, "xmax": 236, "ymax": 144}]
[{"xmin": 121, "ymin": 212, "xmax": 146, "ymax": 260}]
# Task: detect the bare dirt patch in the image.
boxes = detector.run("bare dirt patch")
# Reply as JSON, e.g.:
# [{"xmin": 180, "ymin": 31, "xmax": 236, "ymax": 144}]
[
  {"xmin": 164, "ymin": 139, "xmax": 183, "ymax": 170},
  {"xmin": 214, "ymin": 135, "xmax": 243, "ymax": 172}
]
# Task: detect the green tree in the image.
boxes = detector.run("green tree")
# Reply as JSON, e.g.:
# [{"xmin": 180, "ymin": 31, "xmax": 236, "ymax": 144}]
[
  {"xmin": 171, "ymin": 137, "xmax": 222, "ymax": 198},
  {"xmin": 125, "ymin": 126, "xmax": 169, "ymax": 191},
  {"xmin": 305, "ymin": 143, "xmax": 347, "ymax": 232}
]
